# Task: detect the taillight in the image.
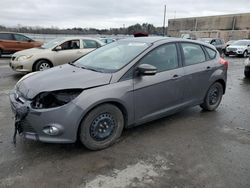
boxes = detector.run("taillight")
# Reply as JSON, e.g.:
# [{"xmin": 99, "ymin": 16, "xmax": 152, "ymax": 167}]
[{"xmin": 220, "ymin": 58, "xmax": 228, "ymax": 69}]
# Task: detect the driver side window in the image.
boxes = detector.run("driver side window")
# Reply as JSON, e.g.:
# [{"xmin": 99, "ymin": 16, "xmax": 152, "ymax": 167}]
[
  {"xmin": 138, "ymin": 43, "xmax": 179, "ymax": 72},
  {"xmin": 59, "ymin": 40, "xmax": 80, "ymax": 50}
]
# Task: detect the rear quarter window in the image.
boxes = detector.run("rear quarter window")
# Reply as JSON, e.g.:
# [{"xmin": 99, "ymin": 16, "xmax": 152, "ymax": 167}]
[
  {"xmin": 204, "ymin": 46, "xmax": 217, "ymax": 59},
  {"xmin": 0, "ymin": 33, "xmax": 13, "ymax": 40}
]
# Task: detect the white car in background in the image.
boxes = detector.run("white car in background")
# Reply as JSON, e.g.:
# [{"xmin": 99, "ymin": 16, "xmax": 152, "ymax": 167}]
[
  {"xmin": 225, "ymin": 40, "xmax": 250, "ymax": 57},
  {"xmin": 10, "ymin": 37, "xmax": 104, "ymax": 72}
]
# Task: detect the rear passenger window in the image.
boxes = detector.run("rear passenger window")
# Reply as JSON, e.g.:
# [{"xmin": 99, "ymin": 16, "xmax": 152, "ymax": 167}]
[
  {"xmin": 82, "ymin": 40, "xmax": 98, "ymax": 48},
  {"xmin": 204, "ymin": 47, "xmax": 217, "ymax": 59},
  {"xmin": 139, "ymin": 43, "xmax": 178, "ymax": 72},
  {"xmin": 14, "ymin": 34, "xmax": 30, "ymax": 42},
  {"xmin": 181, "ymin": 43, "xmax": 206, "ymax": 65}
]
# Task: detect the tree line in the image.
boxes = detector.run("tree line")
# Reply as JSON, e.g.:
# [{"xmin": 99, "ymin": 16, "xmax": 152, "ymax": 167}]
[{"xmin": 0, "ymin": 23, "xmax": 167, "ymax": 35}]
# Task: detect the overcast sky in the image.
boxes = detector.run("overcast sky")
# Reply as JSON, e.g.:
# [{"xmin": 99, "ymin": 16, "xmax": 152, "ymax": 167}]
[{"xmin": 0, "ymin": 0, "xmax": 249, "ymax": 29}]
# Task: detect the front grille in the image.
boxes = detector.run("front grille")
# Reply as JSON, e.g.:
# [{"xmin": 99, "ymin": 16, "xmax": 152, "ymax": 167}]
[
  {"xmin": 20, "ymin": 119, "xmax": 36, "ymax": 133},
  {"xmin": 227, "ymin": 48, "xmax": 237, "ymax": 52}
]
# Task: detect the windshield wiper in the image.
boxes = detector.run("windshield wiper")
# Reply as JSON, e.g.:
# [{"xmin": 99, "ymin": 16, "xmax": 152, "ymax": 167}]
[
  {"xmin": 81, "ymin": 66, "xmax": 103, "ymax": 73},
  {"xmin": 68, "ymin": 62, "xmax": 79, "ymax": 68}
]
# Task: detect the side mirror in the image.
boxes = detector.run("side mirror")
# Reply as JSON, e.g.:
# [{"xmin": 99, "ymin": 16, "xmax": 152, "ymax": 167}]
[
  {"xmin": 54, "ymin": 46, "xmax": 62, "ymax": 51},
  {"xmin": 137, "ymin": 64, "xmax": 157, "ymax": 76},
  {"xmin": 247, "ymin": 44, "xmax": 250, "ymax": 47}
]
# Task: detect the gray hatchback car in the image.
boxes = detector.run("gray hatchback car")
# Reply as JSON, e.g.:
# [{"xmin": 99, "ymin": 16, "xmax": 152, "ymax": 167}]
[{"xmin": 9, "ymin": 37, "xmax": 228, "ymax": 150}]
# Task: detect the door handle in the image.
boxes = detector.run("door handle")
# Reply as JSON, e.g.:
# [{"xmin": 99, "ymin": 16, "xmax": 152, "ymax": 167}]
[
  {"xmin": 206, "ymin": 66, "xmax": 212, "ymax": 71},
  {"xmin": 172, "ymin": 74, "xmax": 181, "ymax": 80}
]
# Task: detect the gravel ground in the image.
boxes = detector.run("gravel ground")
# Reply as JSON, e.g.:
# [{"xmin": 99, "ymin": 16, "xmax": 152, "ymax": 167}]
[{"xmin": 0, "ymin": 56, "xmax": 249, "ymax": 188}]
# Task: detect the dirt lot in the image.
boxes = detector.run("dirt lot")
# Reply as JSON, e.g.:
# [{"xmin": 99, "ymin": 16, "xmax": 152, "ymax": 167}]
[{"xmin": 0, "ymin": 56, "xmax": 250, "ymax": 188}]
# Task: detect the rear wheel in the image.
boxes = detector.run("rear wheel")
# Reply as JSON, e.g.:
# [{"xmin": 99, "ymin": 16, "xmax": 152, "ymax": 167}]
[
  {"xmin": 200, "ymin": 82, "xmax": 223, "ymax": 111},
  {"xmin": 35, "ymin": 60, "xmax": 52, "ymax": 71},
  {"xmin": 79, "ymin": 104, "xmax": 124, "ymax": 150}
]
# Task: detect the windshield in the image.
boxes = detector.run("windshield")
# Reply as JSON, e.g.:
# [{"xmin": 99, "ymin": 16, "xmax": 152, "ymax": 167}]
[
  {"xmin": 74, "ymin": 41, "xmax": 150, "ymax": 73},
  {"xmin": 231, "ymin": 40, "xmax": 250, "ymax": 46},
  {"xmin": 41, "ymin": 37, "xmax": 64, "ymax": 49}
]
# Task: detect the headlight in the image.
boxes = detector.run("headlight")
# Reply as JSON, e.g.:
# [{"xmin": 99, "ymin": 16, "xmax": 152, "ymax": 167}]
[
  {"xmin": 17, "ymin": 55, "xmax": 33, "ymax": 61},
  {"xmin": 237, "ymin": 48, "xmax": 244, "ymax": 51},
  {"xmin": 31, "ymin": 89, "xmax": 83, "ymax": 109}
]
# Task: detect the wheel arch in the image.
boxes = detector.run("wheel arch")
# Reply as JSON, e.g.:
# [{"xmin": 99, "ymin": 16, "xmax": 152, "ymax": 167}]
[
  {"xmin": 215, "ymin": 79, "xmax": 226, "ymax": 94},
  {"xmin": 32, "ymin": 58, "xmax": 53, "ymax": 71},
  {"xmin": 76, "ymin": 100, "xmax": 128, "ymax": 141}
]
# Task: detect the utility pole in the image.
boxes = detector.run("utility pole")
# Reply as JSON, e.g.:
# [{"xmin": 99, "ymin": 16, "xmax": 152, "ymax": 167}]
[{"xmin": 163, "ymin": 5, "xmax": 166, "ymax": 36}]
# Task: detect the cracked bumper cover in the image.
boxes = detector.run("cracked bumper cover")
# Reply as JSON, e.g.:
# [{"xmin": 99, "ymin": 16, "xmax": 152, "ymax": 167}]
[{"xmin": 9, "ymin": 91, "xmax": 84, "ymax": 143}]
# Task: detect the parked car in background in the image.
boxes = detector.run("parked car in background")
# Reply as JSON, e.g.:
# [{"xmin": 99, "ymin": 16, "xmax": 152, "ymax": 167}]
[
  {"xmin": 181, "ymin": 33, "xmax": 197, "ymax": 40},
  {"xmin": 0, "ymin": 32, "xmax": 42, "ymax": 57},
  {"xmin": 10, "ymin": 37, "xmax": 104, "ymax": 72},
  {"xmin": 99, "ymin": 37, "xmax": 116, "ymax": 44},
  {"xmin": 244, "ymin": 57, "xmax": 250, "ymax": 78},
  {"xmin": 198, "ymin": 38, "xmax": 226, "ymax": 55},
  {"xmin": 225, "ymin": 40, "xmax": 250, "ymax": 57},
  {"xmin": 9, "ymin": 37, "xmax": 228, "ymax": 150},
  {"xmin": 226, "ymin": 40, "xmax": 237, "ymax": 47}
]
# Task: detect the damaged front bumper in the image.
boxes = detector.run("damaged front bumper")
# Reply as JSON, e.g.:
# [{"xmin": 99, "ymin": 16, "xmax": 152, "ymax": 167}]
[{"xmin": 9, "ymin": 90, "xmax": 84, "ymax": 144}]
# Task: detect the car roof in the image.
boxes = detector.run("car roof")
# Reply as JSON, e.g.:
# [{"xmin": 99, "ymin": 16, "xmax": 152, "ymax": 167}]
[
  {"xmin": 0, "ymin": 32, "xmax": 26, "ymax": 35},
  {"xmin": 57, "ymin": 36, "xmax": 101, "ymax": 41},
  {"xmin": 119, "ymin": 36, "xmax": 169, "ymax": 44},
  {"xmin": 118, "ymin": 37, "xmax": 216, "ymax": 48}
]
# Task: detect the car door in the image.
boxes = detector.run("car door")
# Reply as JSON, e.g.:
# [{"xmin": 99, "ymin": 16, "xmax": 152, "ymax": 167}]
[
  {"xmin": 13, "ymin": 34, "xmax": 34, "ymax": 50},
  {"xmin": 133, "ymin": 43, "xmax": 185, "ymax": 123},
  {"xmin": 53, "ymin": 40, "xmax": 81, "ymax": 65},
  {"xmin": 180, "ymin": 42, "xmax": 215, "ymax": 105}
]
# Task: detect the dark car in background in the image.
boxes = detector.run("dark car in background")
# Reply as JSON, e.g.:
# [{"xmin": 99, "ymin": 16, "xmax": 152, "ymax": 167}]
[
  {"xmin": 198, "ymin": 38, "xmax": 226, "ymax": 55},
  {"xmin": 9, "ymin": 37, "xmax": 228, "ymax": 150},
  {"xmin": 0, "ymin": 32, "xmax": 42, "ymax": 57}
]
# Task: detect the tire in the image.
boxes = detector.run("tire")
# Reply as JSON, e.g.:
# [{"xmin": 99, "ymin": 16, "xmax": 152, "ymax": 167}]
[
  {"xmin": 243, "ymin": 50, "xmax": 248, "ymax": 58},
  {"xmin": 225, "ymin": 53, "xmax": 229, "ymax": 57},
  {"xmin": 35, "ymin": 60, "xmax": 52, "ymax": 71},
  {"xmin": 245, "ymin": 69, "xmax": 250, "ymax": 78},
  {"xmin": 79, "ymin": 104, "xmax": 124, "ymax": 150},
  {"xmin": 200, "ymin": 82, "xmax": 223, "ymax": 111}
]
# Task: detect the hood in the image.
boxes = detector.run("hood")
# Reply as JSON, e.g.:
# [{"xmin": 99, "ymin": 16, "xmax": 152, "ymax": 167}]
[
  {"xmin": 13, "ymin": 47, "xmax": 50, "ymax": 56},
  {"xmin": 16, "ymin": 64, "xmax": 112, "ymax": 99},
  {"xmin": 227, "ymin": 45, "xmax": 247, "ymax": 49}
]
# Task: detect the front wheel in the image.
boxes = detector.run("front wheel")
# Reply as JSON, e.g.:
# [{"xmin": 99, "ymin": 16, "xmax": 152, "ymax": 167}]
[
  {"xmin": 79, "ymin": 104, "xmax": 124, "ymax": 150},
  {"xmin": 35, "ymin": 60, "xmax": 52, "ymax": 71},
  {"xmin": 200, "ymin": 82, "xmax": 223, "ymax": 111},
  {"xmin": 243, "ymin": 50, "xmax": 248, "ymax": 58}
]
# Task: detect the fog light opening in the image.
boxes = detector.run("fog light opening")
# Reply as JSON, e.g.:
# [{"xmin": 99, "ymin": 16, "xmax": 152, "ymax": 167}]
[{"xmin": 43, "ymin": 126, "xmax": 60, "ymax": 136}]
